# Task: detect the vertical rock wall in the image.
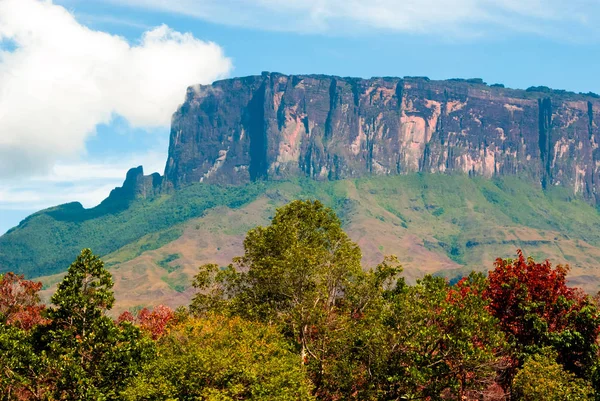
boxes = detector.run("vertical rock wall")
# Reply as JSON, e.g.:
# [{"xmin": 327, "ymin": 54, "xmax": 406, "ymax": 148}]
[{"xmin": 164, "ymin": 73, "xmax": 600, "ymax": 202}]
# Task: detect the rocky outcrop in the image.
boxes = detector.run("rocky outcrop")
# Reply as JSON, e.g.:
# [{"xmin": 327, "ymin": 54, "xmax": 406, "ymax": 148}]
[
  {"xmin": 101, "ymin": 166, "xmax": 162, "ymax": 209},
  {"xmin": 164, "ymin": 72, "xmax": 600, "ymax": 202}
]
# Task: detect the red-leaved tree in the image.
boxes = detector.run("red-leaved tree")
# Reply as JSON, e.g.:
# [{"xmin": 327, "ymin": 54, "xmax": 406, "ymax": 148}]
[
  {"xmin": 0, "ymin": 272, "xmax": 48, "ymax": 331},
  {"xmin": 116, "ymin": 310, "xmax": 135, "ymax": 324},
  {"xmin": 484, "ymin": 250, "xmax": 600, "ymax": 378},
  {"xmin": 138, "ymin": 305, "xmax": 175, "ymax": 339},
  {"xmin": 117, "ymin": 305, "xmax": 175, "ymax": 339}
]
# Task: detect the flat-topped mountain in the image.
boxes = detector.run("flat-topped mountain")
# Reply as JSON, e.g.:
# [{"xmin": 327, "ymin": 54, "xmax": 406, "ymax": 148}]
[
  {"xmin": 165, "ymin": 72, "xmax": 600, "ymax": 201},
  {"xmin": 3, "ymin": 73, "xmax": 600, "ymax": 309}
]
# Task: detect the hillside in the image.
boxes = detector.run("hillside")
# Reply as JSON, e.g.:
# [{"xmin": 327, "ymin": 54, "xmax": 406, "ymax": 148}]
[
  {"xmin": 15, "ymin": 174, "xmax": 600, "ymax": 312},
  {"xmin": 0, "ymin": 169, "xmax": 266, "ymax": 279}
]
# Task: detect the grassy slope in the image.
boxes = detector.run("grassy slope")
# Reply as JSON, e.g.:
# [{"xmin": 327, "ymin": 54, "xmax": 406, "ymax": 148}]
[
  {"xmin": 32, "ymin": 174, "xmax": 600, "ymax": 312},
  {"xmin": 4, "ymin": 174, "xmax": 600, "ymax": 311}
]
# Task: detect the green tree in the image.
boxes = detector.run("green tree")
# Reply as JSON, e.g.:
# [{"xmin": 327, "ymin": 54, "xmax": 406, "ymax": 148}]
[
  {"xmin": 311, "ymin": 255, "xmax": 404, "ymax": 400},
  {"xmin": 384, "ymin": 274, "xmax": 507, "ymax": 400},
  {"xmin": 190, "ymin": 200, "xmax": 411, "ymax": 399},
  {"xmin": 122, "ymin": 315, "xmax": 315, "ymax": 401},
  {"xmin": 0, "ymin": 323, "xmax": 52, "ymax": 400},
  {"xmin": 191, "ymin": 200, "xmax": 364, "ymax": 384},
  {"xmin": 513, "ymin": 350, "xmax": 594, "ymax": 401},
  {"xmin": 48, "ymin": 248, "xmax": 114, "ymax": 331},
  {"xmin": 39, "ymin": 249, "xmax": 154, "ymax": 400}
]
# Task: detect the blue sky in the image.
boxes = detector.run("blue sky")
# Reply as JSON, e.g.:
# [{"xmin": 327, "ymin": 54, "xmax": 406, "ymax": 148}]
[{"xmin": 2, "ymin": 0, "xmax": 600, "ymax": 234}]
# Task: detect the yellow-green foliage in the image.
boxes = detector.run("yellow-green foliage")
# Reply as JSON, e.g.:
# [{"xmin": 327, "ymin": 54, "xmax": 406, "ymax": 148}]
[
  {"xmin": 513, "ymin": 351, "xmax": 594, "ymax": 401},
  {"xmin": 121, "ymin": 315, "xmax": 315, "ymax": 401}
]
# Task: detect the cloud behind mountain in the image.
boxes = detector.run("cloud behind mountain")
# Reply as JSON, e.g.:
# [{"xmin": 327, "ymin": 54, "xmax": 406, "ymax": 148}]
[{"xmin": 0, "ymin": 0, "xmax": 232, "ymax": 178}]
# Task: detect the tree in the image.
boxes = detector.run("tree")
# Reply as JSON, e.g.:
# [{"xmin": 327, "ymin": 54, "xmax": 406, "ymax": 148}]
[
  {"xmin": 383, "ymin": 274, "xmax": 507, "ymax": 400},
  {"xmin": 0, "ymin": 273, "xmax": 49, "ymax": 399},
  {"xmin": 47, "ymin": 248, "xmax": 114, "ymax": 330},
  {"xmin": 0, "ymin": 273, "xmax": 47, "ymax": 331},
  {"xmin": 189, "ymin": 200, "xmax": 414, "ymax": 399},
  {"xmin": 191, "ymin": 200, "xmax": 364, "ymax": 386},
  {"xmin": 310, "ymin": 255, "xmax": 405, "ymax": 400},
  {"xmin": 484, "ymin": 250, "xmax": 600, "ymax": 380},
  {"xmin": 513, "ymin": 350, "xmax": 594, "ymax": 401},
  {"xmin": 117, "ymin": 305, "xmax": 175, "ymax": 340},
  {"xmin": 0, "ymin": 323, "xmax": 52, "ymax": 400},
  {"xmin": 122, "ymin": 315, "xmax": 315, "ymax": 401},
  {"xmin": 39, "ymin": 249, "xmax": 154, "ymax": 400}
]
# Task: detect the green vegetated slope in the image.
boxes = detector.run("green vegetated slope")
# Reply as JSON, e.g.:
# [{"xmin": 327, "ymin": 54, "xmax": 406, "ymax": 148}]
[
  {"xmin": 0, "ymin": 183, "xmax": 268, "ymax": 278},
  {"xmin": 4, "ymin": 173, "xmax": 600, "ymax": 307}
]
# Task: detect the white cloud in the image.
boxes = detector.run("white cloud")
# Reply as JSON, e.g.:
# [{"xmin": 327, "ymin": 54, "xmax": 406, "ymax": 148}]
[
  {"xmin": 108, "ymin": 0, "xmax": 599, "ymax": 38},
  {"xmin": 0, "ymin": 0, "xmax": 232, "ymax": 177}
]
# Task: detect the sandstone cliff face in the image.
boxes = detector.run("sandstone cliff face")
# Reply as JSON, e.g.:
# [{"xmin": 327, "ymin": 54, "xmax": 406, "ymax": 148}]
[{"xmin": 164, "ymin": 72, "xmax": 600, "ymax": 201}]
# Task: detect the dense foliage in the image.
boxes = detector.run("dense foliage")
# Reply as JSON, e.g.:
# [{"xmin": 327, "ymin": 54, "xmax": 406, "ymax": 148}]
[
  {"xmin": 122, "ymin": 315, "xmax": 315, "ymax": 401},
  {"xmin": 512, "ymin": 350, "xmax": 594, "ymax": 401},
  {"xmin": 2, "ymin": 200, "xmax": 600, "ymax": 400},
  {"xmin": 0, "ymin": 250, "xmax": 154, "ymax": 400},
  {"xmin": 485, "ymin": 251, "xmax": 600, "ymax": 383}
]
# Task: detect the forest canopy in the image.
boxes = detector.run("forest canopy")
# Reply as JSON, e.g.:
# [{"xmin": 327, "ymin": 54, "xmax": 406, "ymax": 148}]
[{"xmin": 1, "ymin": 200, "xmax": 600, "ymax": 400}]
